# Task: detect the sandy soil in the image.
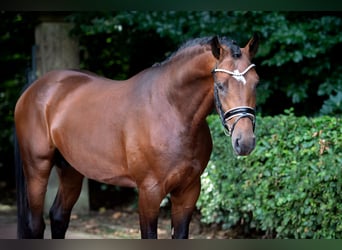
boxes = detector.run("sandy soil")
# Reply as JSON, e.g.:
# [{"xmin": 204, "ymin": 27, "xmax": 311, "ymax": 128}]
[{"xmin": 0, "ymin": 203, "xmax": 245, "ymax": 239}]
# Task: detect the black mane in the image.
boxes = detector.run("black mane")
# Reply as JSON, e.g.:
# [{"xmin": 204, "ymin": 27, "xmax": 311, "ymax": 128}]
[{"xmin": 155, "ymin": 36, "xmax": 241, "ymax": 66}]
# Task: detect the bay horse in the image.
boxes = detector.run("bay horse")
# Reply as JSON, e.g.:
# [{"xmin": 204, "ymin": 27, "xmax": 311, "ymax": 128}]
[{"xmin": 14, "ymin": 34, "xmax": 259, "ymax": 239}]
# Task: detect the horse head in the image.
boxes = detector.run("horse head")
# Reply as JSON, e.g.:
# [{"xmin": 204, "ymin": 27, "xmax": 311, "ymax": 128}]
[{"xmin": 211, "ymin": 34, "xmax": 260, "ymax": 155}]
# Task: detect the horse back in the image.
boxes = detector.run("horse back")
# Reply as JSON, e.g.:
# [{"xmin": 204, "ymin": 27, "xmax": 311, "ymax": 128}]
[{"xmin": 14, "ymin": 70, "xmax": 131, "ymax": 177}]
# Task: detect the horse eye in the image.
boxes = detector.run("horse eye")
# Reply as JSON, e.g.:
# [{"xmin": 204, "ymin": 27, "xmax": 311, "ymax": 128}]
[{"xmin": 216, "ymin": 82, "xmax": 225, "ymax": 92}]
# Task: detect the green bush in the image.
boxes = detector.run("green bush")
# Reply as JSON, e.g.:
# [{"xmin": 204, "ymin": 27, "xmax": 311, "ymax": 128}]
[{"xmin": 197, "ymin": 110, "xmax": 342, "ymax": 238}]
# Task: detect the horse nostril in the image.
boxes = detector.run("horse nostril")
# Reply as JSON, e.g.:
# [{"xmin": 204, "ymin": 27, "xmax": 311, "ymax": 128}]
[
  {"xmin": 235, "ymin": 138, "xmax": 239, "ymax": 148},
  {"xmin": 234, "ymin": 136, "xmax": 242, "ymax": 154}
]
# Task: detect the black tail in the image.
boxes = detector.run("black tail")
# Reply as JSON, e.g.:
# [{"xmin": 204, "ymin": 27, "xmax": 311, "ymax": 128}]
[{"xmin": 14, "ymin": 129, "xmax": 29, "ymax": 238}]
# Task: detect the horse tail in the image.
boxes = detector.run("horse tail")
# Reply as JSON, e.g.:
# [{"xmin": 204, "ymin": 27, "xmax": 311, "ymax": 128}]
[
  {"xmin": 14, "ymin": 129, "xmax": 29, "ymax": 238},
  {"xmin": 14, "ymin": 74, "xmax": 38, "ymax": 238}
]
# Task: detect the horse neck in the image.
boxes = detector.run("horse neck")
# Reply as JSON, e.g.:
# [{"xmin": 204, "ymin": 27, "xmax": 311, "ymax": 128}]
[{"xmin": 163, "ymin": 48, "xmax": 216, "ymax": 130}]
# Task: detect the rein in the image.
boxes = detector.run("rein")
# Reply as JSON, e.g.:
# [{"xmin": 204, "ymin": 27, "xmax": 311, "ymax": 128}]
[{"xmin": 212, "ymin": 64, "xmax": 256, "ymax": 136}]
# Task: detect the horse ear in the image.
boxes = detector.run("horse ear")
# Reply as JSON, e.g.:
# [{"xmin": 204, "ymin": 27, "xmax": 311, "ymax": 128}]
[
  {"xmin": 210, "ymin": 36, "xmax": 221, "ymax": 59},
  {"xmin": 245, "ymin": 32, "xmax": 260, "ymax": 60}
]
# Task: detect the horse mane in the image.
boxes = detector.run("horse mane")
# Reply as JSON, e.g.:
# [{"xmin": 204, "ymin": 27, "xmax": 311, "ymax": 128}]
[{"xmin": 155, "ymin": 36, "xmax": 241, "ymax": 67}]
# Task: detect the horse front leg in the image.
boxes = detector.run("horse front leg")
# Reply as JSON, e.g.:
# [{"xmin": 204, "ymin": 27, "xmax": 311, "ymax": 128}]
[
  {"xmin": 170, "ymin": 179, "xmax": 201, "ymax": 239},
  {"xmin": 138, "ymin": 185, "xmax": 164, "ymax": 239}
]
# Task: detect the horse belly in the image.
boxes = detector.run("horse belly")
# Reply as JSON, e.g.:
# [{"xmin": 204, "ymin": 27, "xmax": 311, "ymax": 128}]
[
  {"xmin": 74, "ymin": 159, "xmax": 137, "ymax": 188},
  {"xmin": 55, "ymin": 140, "xmax": 137, "ymax": 188},
  {"xmin": 50, "ymin": 104, "xmax": 136, "ymax": 187}
]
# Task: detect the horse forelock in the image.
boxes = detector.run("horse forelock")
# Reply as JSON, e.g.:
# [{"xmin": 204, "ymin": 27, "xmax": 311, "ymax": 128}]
[{"xmin": 219, "ymin": 37, "xmax": 242, "ymax": 59}]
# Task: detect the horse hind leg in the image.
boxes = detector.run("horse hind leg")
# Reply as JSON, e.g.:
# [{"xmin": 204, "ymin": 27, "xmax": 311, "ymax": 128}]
[
  {"xmin": 18, "ymin": 156, "xmax": 53, "ymax": 238},
  {"xmin": 49, "ymin": 152, "xmax": 84, "ymax": 239}
]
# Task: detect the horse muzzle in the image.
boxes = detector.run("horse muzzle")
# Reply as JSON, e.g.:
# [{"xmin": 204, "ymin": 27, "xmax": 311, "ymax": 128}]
[
  {"xmin": 232, "ymin": 130, "xmax": 256, "ymax": 156},
  {"xmin": 213, "ymin": 84, "xmax": 257, "ymax": 155},
  {"xmin": 226, "ymin": 108, "xmax": 256, "ymax": 155},
  {"xmin": 218, "ymin": 106, "xmax": 257, "ymax": 155}
]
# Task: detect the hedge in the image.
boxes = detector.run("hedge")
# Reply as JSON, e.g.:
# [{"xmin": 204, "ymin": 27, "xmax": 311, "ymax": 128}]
[{"xmin": 197, "ymin": 110, "xmax": 342, "ymax": 238}]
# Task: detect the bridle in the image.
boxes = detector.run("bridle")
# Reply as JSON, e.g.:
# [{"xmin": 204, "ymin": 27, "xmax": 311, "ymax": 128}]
[{"xmin": 212, "ymin": 64, "xmax": 256, "ymax": 136}]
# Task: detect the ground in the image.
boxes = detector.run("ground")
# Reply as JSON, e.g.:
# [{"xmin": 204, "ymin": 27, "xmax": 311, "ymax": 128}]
[
  {"xmin": 0, "ymin": 182, "xmax": 262, "ymax": 239},
  {"xmin": 0, "ymin": 203, "xmax": 245, "ymax": 239}
]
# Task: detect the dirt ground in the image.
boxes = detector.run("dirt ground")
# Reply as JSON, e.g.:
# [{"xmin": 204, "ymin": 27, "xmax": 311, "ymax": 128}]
[
  {"xmin": 0, "ymin": 182, "xmax": 262, "ymax": 239},
  {"xmin": 0, "ymin": 203, "xmax": 245, "ymax": 239}
]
